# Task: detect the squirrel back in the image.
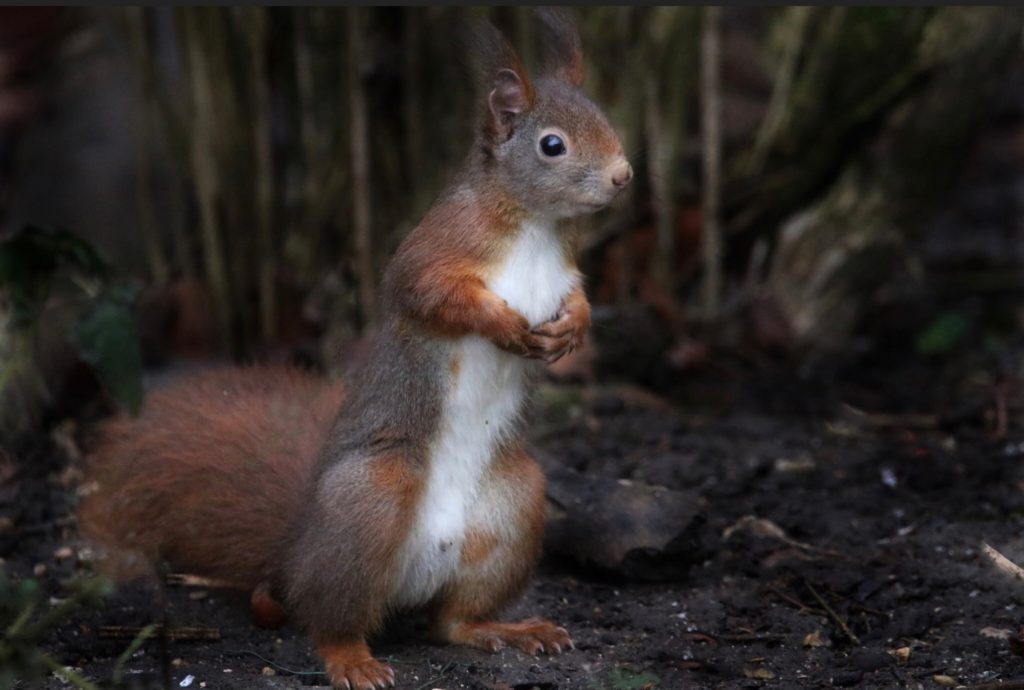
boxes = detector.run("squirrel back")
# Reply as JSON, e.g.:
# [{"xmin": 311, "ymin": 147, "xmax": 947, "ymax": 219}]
[{"xmin": 78, "ymin": 365, "xmax": 344, "ymax": 588}]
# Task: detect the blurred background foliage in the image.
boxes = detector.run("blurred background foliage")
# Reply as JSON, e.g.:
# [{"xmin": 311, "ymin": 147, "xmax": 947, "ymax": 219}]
[{"xmin": 2, "ymin": 6, "xmax": 1024, "ymax": 441}]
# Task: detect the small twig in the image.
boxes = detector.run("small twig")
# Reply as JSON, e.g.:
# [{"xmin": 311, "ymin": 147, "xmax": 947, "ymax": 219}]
[
  {"xmin": 224, "ymin": 649, "xmax": 326, "ymax": 677},
  {"xmin": 847, "ymin": 601, "xmax": 894, "ymax": 620},
  {"xmin": 165, "ymin": 573, "xmax": 242, "ymax": 589},
  {"xmin": 714, "ymin": 632, "xmax": 788, "ymax": 643},
  {"xmin": 98, "ymin": 625, "xmax": 220, "ymax": 641},
  {"xmin": 805, "ymin": 581, "xmax": 861, "ymax": 646},
  {"xmin": 983, "ymin": 543, "xmax": 1024, "ymax": 583},
  {"xmin": 725, "ymin": 515, "xmax": 847, "ymax": 560},
  {"xmin": 841, "ymin": 403, "xmax": 939, "ymax": 430},
  {"xmin": 765, "ymin": 584, "xmax": 821, "ymax": 615}
]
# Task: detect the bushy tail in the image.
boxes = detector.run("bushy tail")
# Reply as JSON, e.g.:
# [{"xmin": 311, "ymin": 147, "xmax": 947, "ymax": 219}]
[{"xmin": 78, "ymin": 365, "xmax": 344, "ymax": 589}]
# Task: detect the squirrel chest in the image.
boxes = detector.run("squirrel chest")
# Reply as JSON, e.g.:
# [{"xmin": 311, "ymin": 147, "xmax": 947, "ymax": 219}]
[{"xmin": 392, "ymin": 219, "xmax": 577, "ymax": 607}]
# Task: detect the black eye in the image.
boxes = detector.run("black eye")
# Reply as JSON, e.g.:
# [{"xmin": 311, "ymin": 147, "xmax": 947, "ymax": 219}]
[{"xmin": 540, "ymin": 134, "xmax": 566, "ymax": 157}]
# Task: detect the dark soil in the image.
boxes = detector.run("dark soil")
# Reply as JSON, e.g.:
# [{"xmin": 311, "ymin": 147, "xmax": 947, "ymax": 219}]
[{"xmin": 7, "ymin": 345, "xmax": 1024, "ymax": 690}]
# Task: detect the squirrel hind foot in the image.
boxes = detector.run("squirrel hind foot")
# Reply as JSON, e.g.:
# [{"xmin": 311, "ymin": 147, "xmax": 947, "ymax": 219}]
[
  {"xmin": 317, "ymin": 640, "xmax": 395, "ymax": 690},
  {"xmin": 442, "ymin": 617, "xmax": 574, "ymax": 656}
]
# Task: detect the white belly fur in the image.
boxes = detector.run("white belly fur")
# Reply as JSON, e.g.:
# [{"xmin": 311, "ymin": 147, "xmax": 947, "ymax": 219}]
[{"xmin": 392, "ymin": 219, "xmax": 578, "ymax": 607}]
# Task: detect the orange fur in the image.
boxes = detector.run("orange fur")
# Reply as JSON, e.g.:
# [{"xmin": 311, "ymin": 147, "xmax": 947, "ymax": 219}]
[
  {"xmin": 78, "ymin": 365, "xmax": 344, "ymax": 588},
  {"xmin": 460, "ymin": 531, "xmax": 500, "ymax": 568},
  {"xmin": 443, "ymin": 618, "xmax": 573, "ymax": 656},
  {"xmin": 315, "ymin": 639, "xmax": 395, "ymax": 690}
]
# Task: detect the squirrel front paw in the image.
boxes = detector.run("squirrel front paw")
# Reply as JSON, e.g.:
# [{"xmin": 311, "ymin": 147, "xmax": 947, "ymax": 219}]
[
  {"xmin": 485, "ymin": 292, "xmax": 590, "ymax": 364},
  {"xmin": 493, "ymin": 316, "xmax": 576, "ymax": 363},
  {"xmin": 526, "ymin": 291, "xmax": 590, "ymax": 364},
  {"xmin": 528, "ymin": 310, "xmax": 586, "ymax": 364}
]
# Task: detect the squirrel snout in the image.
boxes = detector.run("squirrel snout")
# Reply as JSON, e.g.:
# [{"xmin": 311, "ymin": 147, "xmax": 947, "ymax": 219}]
[{"xmin": 610, "ymin": 159, "xmax": 633, "ymax": 189}]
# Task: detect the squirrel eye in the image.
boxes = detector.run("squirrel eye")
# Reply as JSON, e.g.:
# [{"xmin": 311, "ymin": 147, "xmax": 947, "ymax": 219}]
[{"xmin": 540, "ymin": 134, "xmax": 566, "ymax": 157}]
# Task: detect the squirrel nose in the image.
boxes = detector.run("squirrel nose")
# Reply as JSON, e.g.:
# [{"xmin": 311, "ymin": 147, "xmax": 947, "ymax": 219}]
[{"xmin": 611, "ymin": 160, "xmax": 633, "ymax": 189}]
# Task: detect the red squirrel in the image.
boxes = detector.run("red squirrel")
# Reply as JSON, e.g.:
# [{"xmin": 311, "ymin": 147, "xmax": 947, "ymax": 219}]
[{"xmin": 78, "ymin": 9, "xmax": 631, "ymax": 690}]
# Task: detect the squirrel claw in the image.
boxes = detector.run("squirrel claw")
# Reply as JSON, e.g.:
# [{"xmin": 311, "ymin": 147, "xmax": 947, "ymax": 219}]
[
  {"xmin": 318, "ymin": 641, "xmax": 395, "ymax": 690},
  {"xmin": 443, "ymin": 618, "xmax": 574, "ymax": 658}
]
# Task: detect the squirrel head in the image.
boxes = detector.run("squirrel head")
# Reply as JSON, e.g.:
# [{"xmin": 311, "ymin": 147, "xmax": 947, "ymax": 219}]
[{"xmin": 474, "ymin": 8, "xmax": 632, "ymax": 220}]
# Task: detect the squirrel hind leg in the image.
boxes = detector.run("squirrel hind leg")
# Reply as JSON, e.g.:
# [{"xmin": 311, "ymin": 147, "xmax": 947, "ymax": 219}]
[
  {"xmin": 314, "ymin": 638, "xmax": 395, "ymax": 690},
  {"xmin": 433, "ymin": 447, "xmax": 572, "ymax": 656},
  {"xmin": 250, "ymin": 581, "xmax": 288, "ymax": 630},
  {"xmin": 441, "ymin": 618, "xmax": 574, "ymax": 656}
]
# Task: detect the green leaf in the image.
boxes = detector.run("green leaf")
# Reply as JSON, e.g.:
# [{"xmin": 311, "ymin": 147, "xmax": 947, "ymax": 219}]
[
  {"xmin": 0, "ymin": 225, "xmax": 111, "ymax": 328},
  {"xmin": 915, "ymin": 312, "xmax": 969, "ymax": 356},
  {"xmin": 71, "ymin": 288, "xmax": 144, "ymax": 414}
]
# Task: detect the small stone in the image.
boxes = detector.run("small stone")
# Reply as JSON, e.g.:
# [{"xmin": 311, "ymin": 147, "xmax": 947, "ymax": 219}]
[
  {"xmin": 803, "ymin": 629, "xmax": 827, "ymax": 648},
  {"xmin": 850, "ymin": 649, "xmax": 890, "ymax": 672},
  {"xmin": 888, "ymin": 647, "xmax": 911, "ymax": 664},
  {"xmin": 933, "ymin": 675, "xmax": 956, "ymax": 687},
  {"xmin": 33, "ymin": 563, "xmax": 47, "ymax": 577},
  {"xmin": 980, "ymin": 627, "xmax": 1013, "ymax": 639},
  {"xmin": 54, "ymin": 546, "xmax": 75, "ymax": 562},
  {"xmin": 831, "ymin": 670, "xmax": 863, "ymax": 686},
  {"xmin": 171, "ymin": 658, "xmax": 186, "ymax": 668},
  {"xmin": 260, "ymin": 667, "xmax": 275, "ymax": 676}
]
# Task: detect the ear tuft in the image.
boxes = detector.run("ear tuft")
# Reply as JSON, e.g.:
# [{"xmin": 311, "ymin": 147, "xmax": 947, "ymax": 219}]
[
  {"xmin": 536, "ymin": 7, "xmax": 584, "ymax": 88},
  {"xmin": 467, "ymin": 18, "xmax": 535, "ymax": 146}
]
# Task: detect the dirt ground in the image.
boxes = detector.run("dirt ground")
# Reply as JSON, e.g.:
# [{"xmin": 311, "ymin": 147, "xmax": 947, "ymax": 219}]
[{"xmin": 6, "ymin": 341, "xmax": 1024, "ymax": 690}]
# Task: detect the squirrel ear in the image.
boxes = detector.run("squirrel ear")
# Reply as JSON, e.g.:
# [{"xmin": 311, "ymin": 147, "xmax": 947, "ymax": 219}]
[
  {"xmin": 489, "ymin": 68, "xmax": 532, "ymax": 121},
  {"xmin": 536, "ymin": 7, "xmax": 584, "ymax": 88},
  {"xmin": 468, "ymin": 18, "xmax": 535, "ymax": 145}
]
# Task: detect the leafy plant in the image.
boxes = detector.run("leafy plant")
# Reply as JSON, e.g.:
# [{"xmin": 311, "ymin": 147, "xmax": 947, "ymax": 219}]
[
  {"xmin": 915, "ymin": 311, "xmax": 970, "ymax": 356},
  {"xmin": 0, "ymin": 567, "xmax": 112, "ymax": 690},
  {"xmin": 0, "ymin": 225, "xmax": 144, "ymax": 415}
]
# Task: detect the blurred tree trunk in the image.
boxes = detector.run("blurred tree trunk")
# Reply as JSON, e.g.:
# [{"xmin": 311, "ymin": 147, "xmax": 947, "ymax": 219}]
[
  {"xmin": 764, "ymin": 7, "xmax": 1022, "ymax": 349},
  {"xmin": 179, "ymin": 7, "xmax": 234, "ymax": 353},
  {"xmin": 347, "ymin": 7, "xmax": 376, "ymax": 327},
  {"xmin": 644, "ymin": 7, "xmax": 697, "ymax": 294},
  {"xmin": 700, "ymin": 6, "xmax": 723, "ymax": 320},
  {"xmin": 123, "ymin": 8, "xmax": 169, "ymax": 287},
  {"xmin": 245, "ymin": 7, "xmax": 276, "ymax": 343}
]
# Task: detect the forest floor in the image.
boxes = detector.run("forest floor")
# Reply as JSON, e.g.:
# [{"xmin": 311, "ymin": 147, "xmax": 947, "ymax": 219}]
[{"xmin": 8, "ymin": 343, "xmax": 1024, "ymax": 690}]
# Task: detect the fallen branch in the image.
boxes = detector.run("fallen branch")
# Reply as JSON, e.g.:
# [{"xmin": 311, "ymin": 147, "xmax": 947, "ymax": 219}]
[{"xmin": 982, "ymin": 543, "xmax": 1024, "ymax": 583}]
